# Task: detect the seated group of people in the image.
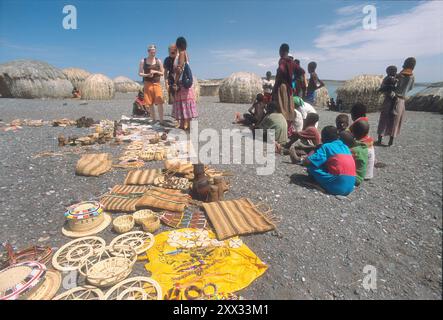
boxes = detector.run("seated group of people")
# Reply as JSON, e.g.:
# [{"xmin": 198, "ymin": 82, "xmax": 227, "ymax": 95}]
[{"xmin": 236, "ymin": 95, "xmax": 375, "ymax": 197}]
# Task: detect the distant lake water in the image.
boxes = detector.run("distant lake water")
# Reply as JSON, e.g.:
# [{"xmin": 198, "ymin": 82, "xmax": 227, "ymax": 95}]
[{"xmin": 324, "ymin": 80, "xmax": 428, "ymax": 100}]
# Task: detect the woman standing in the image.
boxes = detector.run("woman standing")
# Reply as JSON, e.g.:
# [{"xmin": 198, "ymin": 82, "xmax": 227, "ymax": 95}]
[
  {"xmin": 272, "ymin": 43, "xmax": 295, "ymax": 124},
  {"xmin": 377, "ymin": 57, "xmax": 416, "ymax": 146},
  {"xmin": 138, "ymin": 44, "xmax": 165, "ymax": 124},
  {"xmin": 172, "ymin": 36, "xmax": 198, "ymax": 130}
]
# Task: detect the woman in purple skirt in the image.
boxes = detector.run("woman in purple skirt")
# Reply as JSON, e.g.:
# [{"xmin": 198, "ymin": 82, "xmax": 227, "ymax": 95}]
[{"xmin": 172, "ymin": 36, "xmax": 198, "ymax": 131}]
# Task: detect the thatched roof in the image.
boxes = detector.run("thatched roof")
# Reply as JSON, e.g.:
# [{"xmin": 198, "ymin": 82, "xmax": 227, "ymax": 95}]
[
  {"xmin": 336, "ymin": 74, "xmax": 384, "ymax": 112},
  {"xmin": 81, "ymin": 73, "xmax": 115, "ymax": 100},
  {"xmin": 219, "ymin": 72, "xmax": 262, "ymax": 103},
  {"xmin": 0, "ymin": 60, "xmax": 73, "ymax": 98},
  {"xmin": 406, "ymin": 83, "xmax": 443, "ymax": 113},
  {"xmin": 113, "ymin": 76, "xmax": 142, "ymax": 93},
  {"xmin": 62, "ymin": 67, "xmax": 91, "ymax": 90}
]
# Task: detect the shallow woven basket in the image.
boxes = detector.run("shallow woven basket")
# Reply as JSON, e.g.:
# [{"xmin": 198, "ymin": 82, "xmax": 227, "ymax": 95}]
[
  {"xmin": 113, "ymin": 215, "xmax": 135, "ymax": 234},
  {"xmin": 141, "ymin": 216, "xmax": 160, "ymax": 233},
  {"xmin": 78, "ymin": 245, "xmax": 136, "ymax": 288}
]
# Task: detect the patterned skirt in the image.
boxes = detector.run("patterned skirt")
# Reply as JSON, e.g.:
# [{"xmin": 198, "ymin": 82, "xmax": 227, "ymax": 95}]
[{"xmin": 172, "ymin": 86, "xmax": 198, "ymax": 120}]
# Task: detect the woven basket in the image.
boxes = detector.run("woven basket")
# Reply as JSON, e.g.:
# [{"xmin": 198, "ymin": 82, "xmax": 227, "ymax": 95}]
[
  {"xmin": 78, "ymin": 245, "xmax": 136, "ymax": 288},
  {"xmin": 141, "ymin": 216, "xmax": 160, "ymax": 233},
  {"xmin": 112, "ymin": 215, "xmax": 135, "ymax": 234},
  {"xmin": 133, "ymin": 210, "xmax": 156, "ymax": 225}
]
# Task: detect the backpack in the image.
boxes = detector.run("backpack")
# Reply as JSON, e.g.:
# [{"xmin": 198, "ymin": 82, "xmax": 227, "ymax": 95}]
[{"xmin": 181, "ymin": 62, "xmax": 193, "ymax": 89}]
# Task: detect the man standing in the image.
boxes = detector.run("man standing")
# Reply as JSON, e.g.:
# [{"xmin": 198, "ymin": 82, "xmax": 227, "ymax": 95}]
[{"xmin": 163, "ymin": 44, "xmax": 177, "ymax": 105}]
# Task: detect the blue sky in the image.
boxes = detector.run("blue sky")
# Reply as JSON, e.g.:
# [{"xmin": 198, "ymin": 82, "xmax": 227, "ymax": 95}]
[{"xmin": 0, "ymin": 0, "xmax": 442, "ymax": 82}]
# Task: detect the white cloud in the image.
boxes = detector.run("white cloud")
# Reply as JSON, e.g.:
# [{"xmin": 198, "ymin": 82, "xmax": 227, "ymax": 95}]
[
  {"xmin": 310, "ymin": 1, "xmax": 443, "ymax": 81},
  {"xmin": 314, "ymin": 1, "xmax": 443, "ymax": 61}
]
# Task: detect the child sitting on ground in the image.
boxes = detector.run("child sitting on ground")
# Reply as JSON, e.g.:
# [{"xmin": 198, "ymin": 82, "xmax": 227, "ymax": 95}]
[
  {"xmin": 339, "ymin": 131, "xmax": 368, "ymax": 186},
  {"xmin": 348, "ymin": 102, "xmax": 368, "ymax": 131},
  {"xmin": 234, "ymin": 93, "xmax": 266, "ymax": 126},
  {"xmin": 302, "ymin": 126, "xmax": 356, "ymax": 196},
  {"xmin": 281, "ymin": 113, "xmax": 320, "ymax": 163},
  {"xmin": 350, "ymin": 119, "xmax": 375, "ymax": 180},
  {"xmin": 132, "ymin": 90, "xmax": 149, "ymax": 117},
  {"xmin": 336, "ymin": 113, "xmax": 350, "ymax": 132}
]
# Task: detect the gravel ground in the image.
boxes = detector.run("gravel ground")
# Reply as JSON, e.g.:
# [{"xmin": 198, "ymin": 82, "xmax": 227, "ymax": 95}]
[{"xmin": 0, "ymin": 93, "xmax": 441, "ymax": 300}]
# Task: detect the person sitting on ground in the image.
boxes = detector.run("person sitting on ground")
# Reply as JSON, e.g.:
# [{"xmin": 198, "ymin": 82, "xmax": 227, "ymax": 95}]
[
  {"xmin": 336, "ymin": 113, "xmax": 350, "ymax": 132},
  {"xmin": 351, "ymin": 119, "xmax": 375, "ymax": 180},
  {"xmin": 284, "ymin": 113, "xmax": 321, "ymax": 163},
  {"xmin": 72, "ymin": 87, "xmax": 81, "ymax": 99},
  {"xmin": 256, "ymin": 101, "xmax": 288, "ymax": 146},
  {"xmin": 293, "ymin": 96, "xmax": 318, "ymax": 126},
  {"xmin": 339, "ymin": 131, "xmax": 368, "ymax": 186},
  {"xmin": 327, "ymin": 98, "xmax": 337, "ymax": 111},
  {"xmin": 302, "ymin": 126, "xmax": 356, "ymax": 196},
  {"xmin": 235, "ymin": 93, "xmax": 267, "ymax": 126},
  {"xmin": 348, "ymin": 102, "xmax": 368, "ymax": 131},
  {"xmin": 262, "ymin": 71, "xmax": 274, "ymax": 103},
  {"xmin": 305, "ymin": 61, "xmax": 325, "ymax": 103},
  {"xmin": 132, "ymin": 90, "xmax": 149, "ymax": 117}
]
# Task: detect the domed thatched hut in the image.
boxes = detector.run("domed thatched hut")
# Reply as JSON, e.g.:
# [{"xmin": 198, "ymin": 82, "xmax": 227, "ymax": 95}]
[
  {"xmin": 81, "ymin": 74, "xmax": 115, "ymax": 100},
  {"xmin": 336, "ymin": 75, "xmax": 384, "ymax": 112},
  {"xmin": 200, "ymin": 79, "xmax": 222, "ymax": 96},
  {"xmin": 312, "ymin": 86, "xmax": 330, "ymax": 107},
  {"xmin": 62, "ymin": 67, "xmax": 91, "ymax": 91},
  {"xmin": 219, "ymin": 72, "xmax": 263, "ymax": 103},
  {"xmin": 113, "ymin": 76, "xmax": 142, "ymax": 93},
  {"xmin": 0, "ymin": 60, "xmax": 73, "ymax": 98},
  {"xmin": 406, "ymin": 82, "xmax": 443, "ymax": 113}
]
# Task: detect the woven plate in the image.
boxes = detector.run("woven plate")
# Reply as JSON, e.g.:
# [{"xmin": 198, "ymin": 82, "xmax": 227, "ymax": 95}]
[
  {"xmin": 5, "ymin": 244, "xmax": 53, "ymax": 266},
  {"xmin": 52, "ymin": 236, "xmax": 106, "ymax": 272},
  {"xmin": 103, "ymin": 277, "xmax": 162, "ymax": 300},
  {"xmin": 62, "ymin": 212, "xmax": 112, "ymax": 238},
  {"xmin": 0, "ymin": 261, "xmax": 47, "ymax": 300},
  {"xmin": 27, "ymin": 270, "xmax": 62, "ymax": 300},
  {"xmin": 108, "ymin": 231, "xmax": 155, "ymax": 255},
  {"xmin": 78, "ymin": 246, "xmax": 136, "ymax": 288},
  {"xmin": 52, "ymin": 286, "xmax": 104, "ymax": 300}
]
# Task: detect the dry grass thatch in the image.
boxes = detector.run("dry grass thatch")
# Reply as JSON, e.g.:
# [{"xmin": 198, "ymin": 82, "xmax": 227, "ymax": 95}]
[
  {"xmin": 113, "ymin": 76, "xmax": 142, "ymax": 93},
  {"xmin": 406, "ymin": 83, "xmax": 443, "ymax": 113},
  {"xmin": 313, "ymin": 86, "xmax": 330, "ymax": 108},
  {"xmin": 336, "ymin": 74, "xmax": 384, "ymax": 112},
  {"xmin": 219, "ymin": 72, "xmax": 263, "ymax": 103},
  {"xmin": 62, "ymin": 67, "xmax": 91, "ymax": 90},
  {"xmin": 200, "ymin": 80, "xmax": 222, "ymax": 96},
  {"xmin": 0, "ymin": 60, "xmax": 73, "ymax": 99},
  {"xmin": 81, "ymin": 73, "xmax": 115, "ymax": 100}
]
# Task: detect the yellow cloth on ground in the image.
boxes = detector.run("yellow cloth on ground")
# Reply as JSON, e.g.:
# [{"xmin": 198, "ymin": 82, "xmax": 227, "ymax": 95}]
[{"xmin": 142, "ymin": 228, "xmax": 268, "ymax": 300}]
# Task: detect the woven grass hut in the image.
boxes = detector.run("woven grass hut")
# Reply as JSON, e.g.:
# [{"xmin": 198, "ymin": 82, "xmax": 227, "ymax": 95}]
[
  {"xmin": 62, "ymin": 67, "xmax": 91, "ymax": 91},
  {"xmin": 0, "ymin": 60, "xmax": 73, "ymax": 98},
  {"xmin": 219, "ymin": 72, "xmax": 263, "ymax": 104},
  {"xmin": 81, "ymin": 74, "xmax": 115, "ymax": 100},
  {"xmin": 199, "ymin": 80, "xmax": 222, "ymax": 96},
  {"xmin": 406, "ymin": 82, "xmax": 443, "ymax": 113},
  {"xmin": 312, "ymin": 86, "xmax": 330, "ymax": 107},
  {"xmin": 113, "ymin": 76, "xmax": 142, "ymax": 93},
  {"xmin": 336, "ymin": 75, "xmax": 384, "ymax": 112}
]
